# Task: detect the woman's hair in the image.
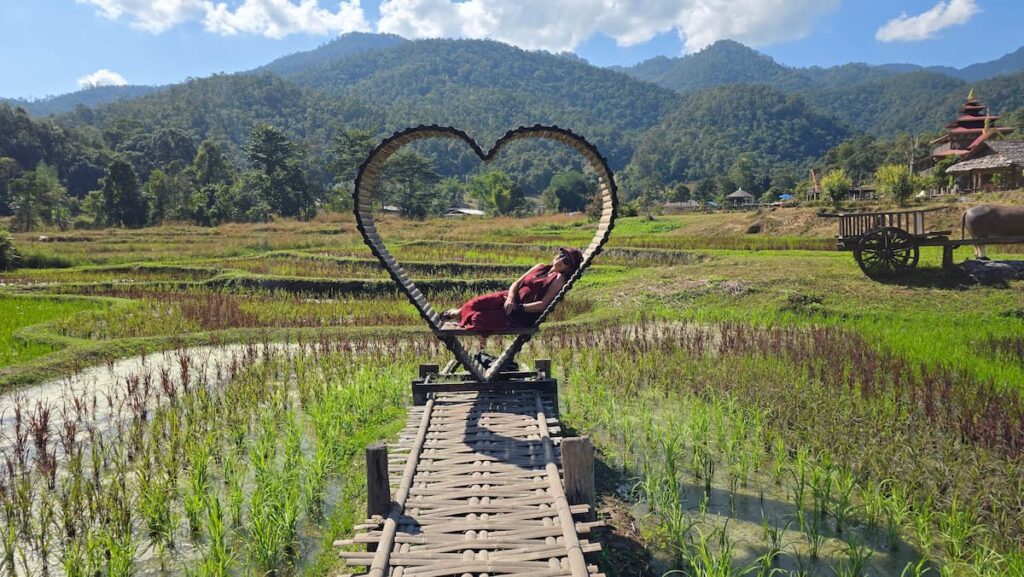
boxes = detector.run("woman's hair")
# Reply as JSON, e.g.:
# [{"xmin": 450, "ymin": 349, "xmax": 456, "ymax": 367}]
[{"xmin": 558, "ymin": 247, "xmax": 583, "ymax": 271}]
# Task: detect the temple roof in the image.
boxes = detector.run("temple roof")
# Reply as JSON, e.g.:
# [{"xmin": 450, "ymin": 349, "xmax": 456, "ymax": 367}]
[{"xmin": 947, "ymin": 140, "xmax": 1024, "ymax": 172}]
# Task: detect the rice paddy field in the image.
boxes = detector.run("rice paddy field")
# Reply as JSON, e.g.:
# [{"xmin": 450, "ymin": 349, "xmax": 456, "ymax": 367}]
[{"xmin": 0, "ymin": 206, "xmax": 1022, "ymax": 577}]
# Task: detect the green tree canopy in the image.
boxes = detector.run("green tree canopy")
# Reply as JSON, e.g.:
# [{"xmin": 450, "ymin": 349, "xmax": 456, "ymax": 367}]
[
  {"xmin": 466, "ymin": 170, "xmax": 525, "ymax": 216},
  {"xmin": 820, "ymin": 168, "xmax": 852, "ymax": 208},
  {"xmin": 875, "ymin": 164, "xmax": 916, "ymax": 206},
  {"xmin": 542, "ymin": 170, "xmax": 592, "ymax": 212}
]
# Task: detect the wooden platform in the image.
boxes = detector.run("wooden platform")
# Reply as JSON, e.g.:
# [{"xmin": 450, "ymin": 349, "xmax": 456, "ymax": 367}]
[{"xmin": 337, "ymin": 389, "xmax": 603, "ymax": 577}]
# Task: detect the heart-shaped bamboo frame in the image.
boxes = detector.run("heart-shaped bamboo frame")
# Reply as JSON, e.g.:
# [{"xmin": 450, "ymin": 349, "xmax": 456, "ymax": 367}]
[{"xmin": 353, "ymin": 125, "xmax": 617, "ymax": 382}]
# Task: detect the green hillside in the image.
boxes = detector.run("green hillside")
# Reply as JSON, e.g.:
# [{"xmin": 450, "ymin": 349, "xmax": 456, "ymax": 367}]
[{"xmin": 629, "ymin": 84, "xmax": 850, "ymax": 182}]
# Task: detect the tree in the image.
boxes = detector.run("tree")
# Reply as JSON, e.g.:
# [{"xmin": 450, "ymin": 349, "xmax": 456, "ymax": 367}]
[
  {"xmin": 634, "ymin": 177, "xmax": 663, "ymax": 220},
  {"xmin": 330, "ymin": 128, "xmax": 376, "ymax": 186},
  {"xmin": 244, "ymin": 124, "xmax": 314, "ymax": 219},
  {"xmin": 466, "ymin": 171, "xmax": 525, "ymax": 216},
  {"xmin": 0, "ymin": 157, "xmax": 23, "ymax": 217},
  {"xmin": 101, "ymin": 157, "xmax": 147, "ymax": 227},
  {"xmin": 8, "ymin": 162, "xmax": 72, "ymax": 232},
  {"xmin": 875, "ymin": 164, "xmax": 915, "ymax": 207},
  {"xmin": 542, "ymin": 171, "xmax": 592, "ymax": 212},
  {"xmin": 193, "ymin": 140, "xmax": 233, "ymax": 188},
  {"xmin": 0, "ymin": 231, "xmax": 19, "ymax": 271},
  {"xmin": 693, "ymin": 178, "xmax": 715, "ymax": 205},
  {"xmin": 380, "ymin": 150, "xmax": 439, "ymax": 219},
  {"xmin": 728, "ymin": 154, "xmax": 758, "ymax": 195},
  {"xmin": 665, "ymin": 182, "xmax": 691, "ymax": 203},
  {"xmin": 144, "ymin": 169, "xmax": 171, "ymax": 224},
  {"xmin": 820, "ymin": 168, "xmax": 852, "ymax": 208}
]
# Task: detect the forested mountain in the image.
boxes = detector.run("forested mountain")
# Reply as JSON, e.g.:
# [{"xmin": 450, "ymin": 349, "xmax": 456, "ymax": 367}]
[
  {"xmin": 3, "ymin": 33, "xmax": 1024, "ymax": 232},
  {"xmin": 628, "ymin": 85, "xmax": 850, "ymax": 184},
  {"xmin": 1, "ymin": 85, "xmax": 163, "ymax": 117},
  {"xmin": 255, "ymin": 32, "xmax": 407, "ymax": 77},
  {"xmin": 274, "ymin": 38, "xmax": 682, "ymax": 169},
  {"xmin": 619, "ymin": 40, "xmax": 1024, "ymax": 135}
]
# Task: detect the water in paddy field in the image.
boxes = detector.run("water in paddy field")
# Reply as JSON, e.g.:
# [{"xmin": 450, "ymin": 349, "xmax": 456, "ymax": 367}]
[{"xmin": 0, "ymin": 343, "xmax": 263, "ymax": 450}]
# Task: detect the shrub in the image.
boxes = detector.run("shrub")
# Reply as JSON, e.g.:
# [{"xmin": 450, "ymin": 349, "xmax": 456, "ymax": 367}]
[{"xmin": 0, "ymin": 231, "xmax": 19, "ymax": 271}]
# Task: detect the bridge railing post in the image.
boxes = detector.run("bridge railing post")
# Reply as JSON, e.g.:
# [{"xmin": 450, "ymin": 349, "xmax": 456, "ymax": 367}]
[
  {"xmin": 561, "ymin": 436, "xmax": 595, "ymax": 521},
  {"xmin": 366, "ymin": 443, "xmax": 391, "ymax": 518}
]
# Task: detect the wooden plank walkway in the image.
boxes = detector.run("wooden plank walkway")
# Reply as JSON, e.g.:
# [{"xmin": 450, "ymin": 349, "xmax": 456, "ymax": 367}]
[{"xmin": 337, "ymin": 390, "xmax": 603, "ymax": 577}]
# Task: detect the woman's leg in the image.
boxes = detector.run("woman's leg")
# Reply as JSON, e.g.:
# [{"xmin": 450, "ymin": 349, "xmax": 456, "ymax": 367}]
[{"xmin": 459, "ymin": 291, "xmax": 510, "ymax": 332}]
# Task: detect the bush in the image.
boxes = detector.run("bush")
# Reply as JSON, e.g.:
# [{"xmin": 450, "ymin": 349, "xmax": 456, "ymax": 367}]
[{"xmin": 0, "ymin": 231, "xmax": 20, "ymax": 271}]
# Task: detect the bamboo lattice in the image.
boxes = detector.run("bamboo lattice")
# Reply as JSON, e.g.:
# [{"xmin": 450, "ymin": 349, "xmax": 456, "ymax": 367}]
[{"xmin": 337, "ymin": 390, "xmax": 603, "ymax": 577}]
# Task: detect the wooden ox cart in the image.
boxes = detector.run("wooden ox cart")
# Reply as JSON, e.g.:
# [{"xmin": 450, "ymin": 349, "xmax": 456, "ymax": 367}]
[{"xmin": 821, "ymin": 207, "xmax": 1024, "ymax": 278}]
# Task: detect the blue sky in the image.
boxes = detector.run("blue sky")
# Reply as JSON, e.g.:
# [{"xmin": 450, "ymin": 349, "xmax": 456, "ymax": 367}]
[{"xmin": 2, "ymin": 0, "xmax": 1021, "ymax": 100}]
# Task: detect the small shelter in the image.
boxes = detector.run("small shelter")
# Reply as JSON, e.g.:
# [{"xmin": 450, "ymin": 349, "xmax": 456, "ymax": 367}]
[
  {"xmin": 726, "ymin": 188, "xmax": 755, "ymax": 206},
  {"xmin": 946, "ymin": 140, "xmax": 1024, "ymax": 192},
  {"xmin": 443, "ymin": 207, "xmax": 485, "ymax": 217}
]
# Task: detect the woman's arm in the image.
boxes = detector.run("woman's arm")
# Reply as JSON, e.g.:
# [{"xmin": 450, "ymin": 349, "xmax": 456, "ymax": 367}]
[
  {"xmin": 519, "ymin": 275, "xmax": 566, "ymax": 314},
  {"xmin": 504, "ymin": 264, "xmax": 543, "ymax": 312}
]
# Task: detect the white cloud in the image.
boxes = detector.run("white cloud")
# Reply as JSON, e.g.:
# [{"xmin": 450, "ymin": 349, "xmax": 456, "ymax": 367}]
[
  {"xmin": 76, "ymin": 0, "xmax": 207, "ymax": 33},
  {"xmin": 875, "ymin": 0, "xmax": 979, "ymax": 42},
  {"xmin": 76, "ymin": 0, "xmax": 369, "ymax": 37},
  {"xmin": 77, "ymin": 69, "xmax": 130, "ymax": 88},
  {"xmin": 203, "ymin": 0, "xmax": 370, "ymax": 38},
  {"xmin": 376, "ymin": 0, "xmax": 840, "ymax": 54}
]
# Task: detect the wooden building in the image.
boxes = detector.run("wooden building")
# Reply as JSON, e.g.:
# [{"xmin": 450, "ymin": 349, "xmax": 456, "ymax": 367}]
[
  {"xmin": 945, "ymin": 140, "xmax": 1024, "ymax": 192},
  {"xmin": 930, "ymin": 90, "xmax": 1014, "ymax": 161},
  {"xmin": 726, "ymin": 188, "xmax": 755, "ymax": 206}
]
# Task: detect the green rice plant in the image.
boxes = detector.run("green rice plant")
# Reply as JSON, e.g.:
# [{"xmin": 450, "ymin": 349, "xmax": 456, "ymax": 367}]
[
  {"xmin": 1, "ymin": 520, "xmax": 16, "ymax": 577},
  {"xmin": 831, "ymin": 469, "xmax": 857, "ymax": 535},
  {"xmin": 194, "ymin": 495, "xmax": 232, "ymax": 577},
  {"xmin": 900, "ymin": 557, "xmax": 933, "ymax": 577},
  {"xmin": 102, "ymin": 528, "xmax": 137, "ymax": 577},
  {"xmin": 912, "ymin": 493, "xmax": 936, "ymax": 551},
  {"xmin": 771, "ymin": 437, "xmax": 787, "ymax": 485},
  {"xmin": 136, "ymin": 465, "xmax": 176, "ymax": 566},
  {"xmin": 883, "ymin": 481, "xmax": 911, "ymax": 551},
  {"xmin": 833, "ymin": 539, "xmax": 873, "ymax": 577},
  {"xmin": 858, "ymin": 480, "xmax": 885, "ymax": 531},
  {"xmin": 804, "ymin": 515, "xmax": 828, "ymax": 561},
  {"xmin": 759, "ymin": 513, "xmax": 790, "ymax": 572},
  {"xmin": 663, "ymin": 507, "xmax": 697, "ymax": 569},
  {"xmin": 686, "ymin": 524, "xmax": 750, "ymax": 577},
  {"xmin": 810, "ymin": 461, "xmax": 834, "ymax": 523},
  {"xmin": 184, "ymin": 438, "xmax": 212, "ymax": 540},
  {"xmin": 695, "ymin": 444, "xmax": 716, "ymax": 497},
  {"xmin": 938, "ymin": 498, "xmax": 982, "ymax": 560}
]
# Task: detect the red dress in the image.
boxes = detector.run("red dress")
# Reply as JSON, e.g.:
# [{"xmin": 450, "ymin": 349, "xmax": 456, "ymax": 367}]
[{"xmin": 459, "ymin": 265, "xmax": 558, "ymax": 333}]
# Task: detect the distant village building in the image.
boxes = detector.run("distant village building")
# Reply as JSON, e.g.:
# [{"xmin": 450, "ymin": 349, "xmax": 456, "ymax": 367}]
[
  {"xmin": 930, "ymin": 90, "xmax": 1014, "ymax": 161},
  {"xmin": 726, "ymin": 188, "xmax": 755, "ymax": 206},
  {"xmin": 443, "ymin": 207, "xmax": 485, "ymax": 217},
  {"xmin": 946, "ymin": 140, "xmax": 1024, "ymax": 192}
]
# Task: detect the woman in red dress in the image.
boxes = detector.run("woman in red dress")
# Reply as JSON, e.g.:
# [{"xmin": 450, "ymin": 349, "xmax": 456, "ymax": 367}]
[{"xmin": 440, "ymin": 247, "xmax": 583, "ymax": 333}]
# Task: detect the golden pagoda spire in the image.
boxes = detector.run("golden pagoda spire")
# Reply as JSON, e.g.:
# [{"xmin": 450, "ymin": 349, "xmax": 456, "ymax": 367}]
[{"xmin": 967, "ymin": 88, "xmax": 975, "ymax": 100}]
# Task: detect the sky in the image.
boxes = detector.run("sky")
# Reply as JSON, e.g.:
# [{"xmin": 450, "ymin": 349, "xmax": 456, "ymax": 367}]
[{"xmin": 2, "ymin": 0, "xmax": 1022, "ymax": 100}]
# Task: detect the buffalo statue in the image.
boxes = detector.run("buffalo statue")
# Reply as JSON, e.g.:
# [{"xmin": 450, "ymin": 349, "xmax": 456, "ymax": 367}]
[{"xmin": 961, "ymin": 204, "xmax": 1024, "ymax": 259}]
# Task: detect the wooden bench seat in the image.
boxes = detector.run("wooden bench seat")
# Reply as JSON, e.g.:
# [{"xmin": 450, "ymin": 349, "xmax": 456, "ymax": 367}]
[{"xmin": 432, "ymin": 327, "xmax": 538, "ymax": 337}]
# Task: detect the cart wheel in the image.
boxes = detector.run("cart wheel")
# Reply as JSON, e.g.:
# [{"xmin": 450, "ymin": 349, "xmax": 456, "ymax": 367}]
[{"xmin": 854, "ymin": 227, "xmax": 919, "ymax": 278}]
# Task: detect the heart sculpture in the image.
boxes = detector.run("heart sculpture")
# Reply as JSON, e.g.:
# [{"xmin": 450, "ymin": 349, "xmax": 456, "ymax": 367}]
[{"xmin": 353, "ymin": 125, "xmax": 618, "ymax": 382}]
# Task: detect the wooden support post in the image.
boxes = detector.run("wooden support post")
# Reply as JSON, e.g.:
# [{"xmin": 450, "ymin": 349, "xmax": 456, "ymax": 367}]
[
  {"xmin": 535, "ymin": 358, "xmax": 552, "ymax": 378},
  {"xmin": 561, "ymin": 436, "xmax": 595, "ymax": 521},
  {"xmin": 942, "ymin": 244, "xmax": 957, "ymax": 269},
  {"xmin": 414, "ymin": 364, "xmax": 438, "ymax": 405},
  {"xmin": 366, "ymin": 443, "xmax": 391, "ymax": 518}
]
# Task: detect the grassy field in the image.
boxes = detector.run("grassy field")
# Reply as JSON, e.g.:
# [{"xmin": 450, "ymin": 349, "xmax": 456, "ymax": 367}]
[{"xmin": 0, "ymin": 204, "xmax": 1022, "ymax": 576}]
